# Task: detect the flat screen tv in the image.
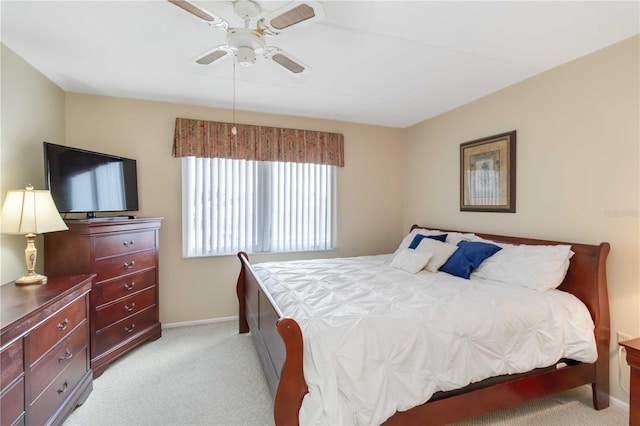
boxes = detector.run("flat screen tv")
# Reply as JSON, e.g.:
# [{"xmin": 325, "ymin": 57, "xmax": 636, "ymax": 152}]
[{"xmin": 43, "ymin": 142, "xmax": 139, "ymax": 219}]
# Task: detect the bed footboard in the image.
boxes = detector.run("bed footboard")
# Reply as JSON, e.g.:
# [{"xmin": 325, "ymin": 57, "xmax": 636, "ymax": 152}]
[{"xmin": 275, "ymin": 318, "xmax": 307, "ymax": 426}]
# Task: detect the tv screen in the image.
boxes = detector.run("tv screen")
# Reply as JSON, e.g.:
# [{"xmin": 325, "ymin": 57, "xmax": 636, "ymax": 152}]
[{"xmin": 43, "ymin": 142, "xmax": 139, "ymax": 218}]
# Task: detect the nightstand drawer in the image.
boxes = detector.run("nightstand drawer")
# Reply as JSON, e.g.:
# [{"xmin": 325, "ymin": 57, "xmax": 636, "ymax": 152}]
[
  {"xmin": 93, "ymin": 268, "xmax": 156, "ymax": 306},
  {"xmin": 94, "ymin": 287, "xmax": 156, "ymax": 331},
  {"xmin": 95, "ymin": 250, "xmax": 157, "ymax": 283},
  {"xmin": 1, "ymin": 339, "xmax": 23, "ymax": 389},
  {"xmin": 0, "ymin": 378, "xmax": 24, "ymax": 426},
  {"xmin": 94, "ymin": 307, "xmax": 157, "ymax": 356},
  {"xmin": 95, "ymin": 230, "xmax": 157, "ymax": 259},
  {"xmin": 30, "ymin": 322, "xmax": 88, "ymax": 401},
  {"xmin": 28, "ymin": 296, "xmax": 86, "ymax": 366},
  {"xmin": 30, "ymin": 351, "xmax": 88, "ymax": 426}
]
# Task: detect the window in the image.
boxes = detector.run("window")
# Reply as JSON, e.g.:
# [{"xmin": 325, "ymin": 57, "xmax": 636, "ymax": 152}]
[{"xmin": 182, "ymin": 157, "xmax": 337, "ymax": 257}]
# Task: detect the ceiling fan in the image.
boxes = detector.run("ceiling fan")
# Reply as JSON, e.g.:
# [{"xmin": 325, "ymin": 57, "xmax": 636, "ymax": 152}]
[{"xmin": 168, "ymin": 0, "xmax": 324, "ymax": 76}]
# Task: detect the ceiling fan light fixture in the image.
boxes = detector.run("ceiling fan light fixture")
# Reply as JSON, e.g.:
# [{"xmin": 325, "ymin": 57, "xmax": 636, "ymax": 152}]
[{"xmin": 236, "ymin": 46, "xmax": 256, "ymax": 66}]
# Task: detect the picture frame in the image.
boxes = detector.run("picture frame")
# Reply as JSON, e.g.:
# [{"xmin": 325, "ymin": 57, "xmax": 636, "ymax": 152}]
[{"xmin": 460, "ymin": 130, "xmax": 516, "ymax": 213}]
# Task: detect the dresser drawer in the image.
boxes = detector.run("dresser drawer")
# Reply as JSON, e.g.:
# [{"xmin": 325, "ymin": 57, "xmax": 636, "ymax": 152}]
[
  {"xmin": 95, "ymin": 230, "xmax": 157, "ymax": 259},
  {"xmin": 1, "ymin": 339, "xmax": 23, "ymax": 390},
  {"xmin": 28, "ymin": 296, "xmax": 86, "ymax": 366},
  {"xmin": 94, "ymin": 287, "xmax": 156, "ymax": 331},
  {"xmin": 95, "ymin": 250, "xmax": 157, "ymax": 283},
  {"xmin": 30, "ymin": 322, "xmax": 88, "ymax": 402},
  {"xmin": 94, "ymin": 307, "xmax": 157, "ymax": 356},
  {"xmin": 93, "ymin": 268, "xmax": 156, "ymax": 307},
  {"xmin": 29, "ymin": 351, "xmax": 88, "ymax": 426},
  {"xmin": 1, "ymin": 378, "xmax": 24, "ymax": 426}
]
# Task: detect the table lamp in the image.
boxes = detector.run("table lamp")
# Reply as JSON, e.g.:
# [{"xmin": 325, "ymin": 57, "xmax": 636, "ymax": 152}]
[{"xmin": 0, "ymin": 184, "xmax": 68, "ymax": 285}]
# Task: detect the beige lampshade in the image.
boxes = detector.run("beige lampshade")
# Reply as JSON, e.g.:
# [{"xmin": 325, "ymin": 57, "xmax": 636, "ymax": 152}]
[{"xmin": 0, "ymin": 185, "xmax": 68, "ymax": 235}]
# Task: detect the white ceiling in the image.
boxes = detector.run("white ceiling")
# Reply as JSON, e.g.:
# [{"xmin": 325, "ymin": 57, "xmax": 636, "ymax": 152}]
[{"xmin": 1, "ymin": 1, "xmax": 638, "ymax": 128}]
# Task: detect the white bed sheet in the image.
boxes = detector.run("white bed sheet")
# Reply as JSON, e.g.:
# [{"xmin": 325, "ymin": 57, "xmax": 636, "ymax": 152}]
[{"xmin": 254, "ymin": 254, "xmax": 597, "ymax": 426}]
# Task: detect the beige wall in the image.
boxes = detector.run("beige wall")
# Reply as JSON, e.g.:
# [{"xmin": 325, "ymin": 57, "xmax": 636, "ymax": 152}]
[
  {"xmin": 63, "ymin": 94, "xmax": 405, "ymax": 324},
  {"xmin": 0, "ymin": 44, "xmax": 66, "ymax": 283},
  {"xmin": 404, "ymin": 35, "xmax": 640, "ymax": 403}
]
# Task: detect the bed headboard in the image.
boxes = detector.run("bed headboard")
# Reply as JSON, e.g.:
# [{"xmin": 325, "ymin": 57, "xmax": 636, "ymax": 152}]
[{"xmin": 410, "ymin": 225, "xmax": 610, "ymax": 336}]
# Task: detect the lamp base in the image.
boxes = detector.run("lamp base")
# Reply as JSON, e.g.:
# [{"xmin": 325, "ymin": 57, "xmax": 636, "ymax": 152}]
[{"xmin": 15, "ymin": 273, "xmax": 48, "ymax": 286}]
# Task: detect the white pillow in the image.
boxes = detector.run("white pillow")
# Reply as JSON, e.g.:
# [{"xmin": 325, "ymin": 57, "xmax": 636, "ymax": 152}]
[
  {"xmin": 470, "ymin": 235, "xmax": 513, "ymax": 248},
  {"xmin": 472, "ymin": 244, "xmax": 574, "ymax": 291},
  {"xmin": 391, "ymin": 248, "xmax": 433, "ymax": 274},
  {"xmin": 415, "ymin": 238, "xmax": 459, "ymax": 273},
  {"xmin": 445, "ymin": 232, "xmax": 475, "ymax": 245}
]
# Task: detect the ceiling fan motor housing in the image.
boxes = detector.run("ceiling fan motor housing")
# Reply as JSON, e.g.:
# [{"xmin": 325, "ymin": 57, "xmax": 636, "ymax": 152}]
[{"xmin": 228, "ymin": 28, "xmax": 265, "ymax": 66}]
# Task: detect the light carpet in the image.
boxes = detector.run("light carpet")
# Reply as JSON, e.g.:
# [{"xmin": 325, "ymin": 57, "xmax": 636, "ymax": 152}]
[{"xmin": 64, "ymin": 321, "xmax": 628, "ymax": 426}]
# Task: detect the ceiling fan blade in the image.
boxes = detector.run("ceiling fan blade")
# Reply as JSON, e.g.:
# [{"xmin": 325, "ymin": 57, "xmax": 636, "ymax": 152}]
[
  {"xmin": 260, "ymin": 1, "xmax": 324, "ymax": 32},
  {"xmin": 168, "ymin": 0, "xmax": 229, "ymax": 29},
  {"xmin": 195, "ymin": 47, "xmax": 232, "ymax": 65},
  {"xmin": 265, "ymin": 47, "xmax": 310, "ymax": 76}
]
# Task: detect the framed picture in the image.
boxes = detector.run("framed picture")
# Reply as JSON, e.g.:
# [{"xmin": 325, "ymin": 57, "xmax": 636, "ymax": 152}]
[{"xmin": 460, "ymin": 130, "xmax": 516, "ymax": 212}]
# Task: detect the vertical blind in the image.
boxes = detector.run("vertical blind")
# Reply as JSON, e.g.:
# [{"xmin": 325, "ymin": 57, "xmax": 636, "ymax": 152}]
[{"xmin": 182, "ymin": 157, "xmax": 337, "ymax": 257}]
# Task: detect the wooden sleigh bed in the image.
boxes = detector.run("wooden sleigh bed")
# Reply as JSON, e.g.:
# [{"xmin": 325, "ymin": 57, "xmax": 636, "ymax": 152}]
[{"xmin": 236, "ymin": 225, "xmax": 611, "ymax": 425}]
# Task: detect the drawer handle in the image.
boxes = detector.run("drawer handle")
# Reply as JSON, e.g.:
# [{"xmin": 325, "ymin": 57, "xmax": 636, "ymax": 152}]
[
  {"xmin": 57, "ymin": 381, "xmax": 68, "ymax": 394},
  {"xmin": 124, "ymin": 260, "xmax": 136, "ymax": 269},
  {"xmin": 124, "ymin": 282, "xmax": 136, "ymax": 291},
  {"xmin": 58, "ymin": 349, "xmax": 73, "ymax": 362},
  {"xmin": 124, "ymin": 302, "xmax": 136, "ymax": 312},
  {"xmin": 124, "ymin": 323, "xmax": 136, "ymax": 333},
  {"xmin": 57, "ymin": 318, "xmax": 69, "ymax": 331},
  {"xmin": 123, "ymin": 240, "xmax": 135, "ymax": 247}
]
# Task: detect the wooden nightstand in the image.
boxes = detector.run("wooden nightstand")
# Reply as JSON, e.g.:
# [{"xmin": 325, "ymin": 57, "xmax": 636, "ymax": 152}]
[{"xmin": 621, "ymin": 338, "xmax": 640, "ymax": 426}]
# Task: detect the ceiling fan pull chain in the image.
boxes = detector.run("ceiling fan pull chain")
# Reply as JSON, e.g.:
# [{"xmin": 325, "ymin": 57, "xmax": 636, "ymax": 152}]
[{"xmin": 232, "ymin": 59, "xmax": 237, "ymax": 136}]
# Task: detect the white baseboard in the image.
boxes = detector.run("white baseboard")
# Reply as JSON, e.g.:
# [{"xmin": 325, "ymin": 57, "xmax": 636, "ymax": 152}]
[
  {"xmin": 162, "ymin": 315, "xmax": 239, "ymax": 329},
  {"xmin": 610, "ymin": 394, "xmax": 630, "ymax": 412}
]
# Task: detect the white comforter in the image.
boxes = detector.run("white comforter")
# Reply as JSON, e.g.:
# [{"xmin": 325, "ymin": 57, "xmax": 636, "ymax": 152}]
[{"xmin": 254, "ymin": 254, "xmax": 597, "ymax": 426}]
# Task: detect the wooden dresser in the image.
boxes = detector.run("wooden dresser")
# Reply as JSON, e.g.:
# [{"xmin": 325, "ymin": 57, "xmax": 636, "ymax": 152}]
[
  {"xmin": 1, "ymin": 275, "xmax": 93, "ymax": 426},
  {"xmin": 44, "ymin": 217, "xmax": 162, "ymax": 378}
]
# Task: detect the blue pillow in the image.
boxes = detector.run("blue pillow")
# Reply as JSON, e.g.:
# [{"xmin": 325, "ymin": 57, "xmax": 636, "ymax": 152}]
[
  {"xmin": 439, "ymin": 240, "xmax": 502, "ymax": 279},
  {"xmin": 408, "ymin": 233, "xmax": 448, "ymax": 249}
]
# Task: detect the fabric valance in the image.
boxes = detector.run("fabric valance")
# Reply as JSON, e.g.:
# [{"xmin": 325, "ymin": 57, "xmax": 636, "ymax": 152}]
[{"xmin": 173, "ymin": 118, "xmax": 344, "ymax": 167}]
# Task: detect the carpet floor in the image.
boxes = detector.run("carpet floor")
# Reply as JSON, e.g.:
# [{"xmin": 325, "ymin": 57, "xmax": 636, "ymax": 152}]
[{"xmin": 64, "ymin": 321, "xmax": 628, "ymax": 426}]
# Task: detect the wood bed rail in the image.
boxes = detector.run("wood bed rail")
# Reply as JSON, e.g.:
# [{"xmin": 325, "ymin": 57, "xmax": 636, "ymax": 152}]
[{"xmin": 237, "ymin": 251, "xmax": 307, "ymax": 425}]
